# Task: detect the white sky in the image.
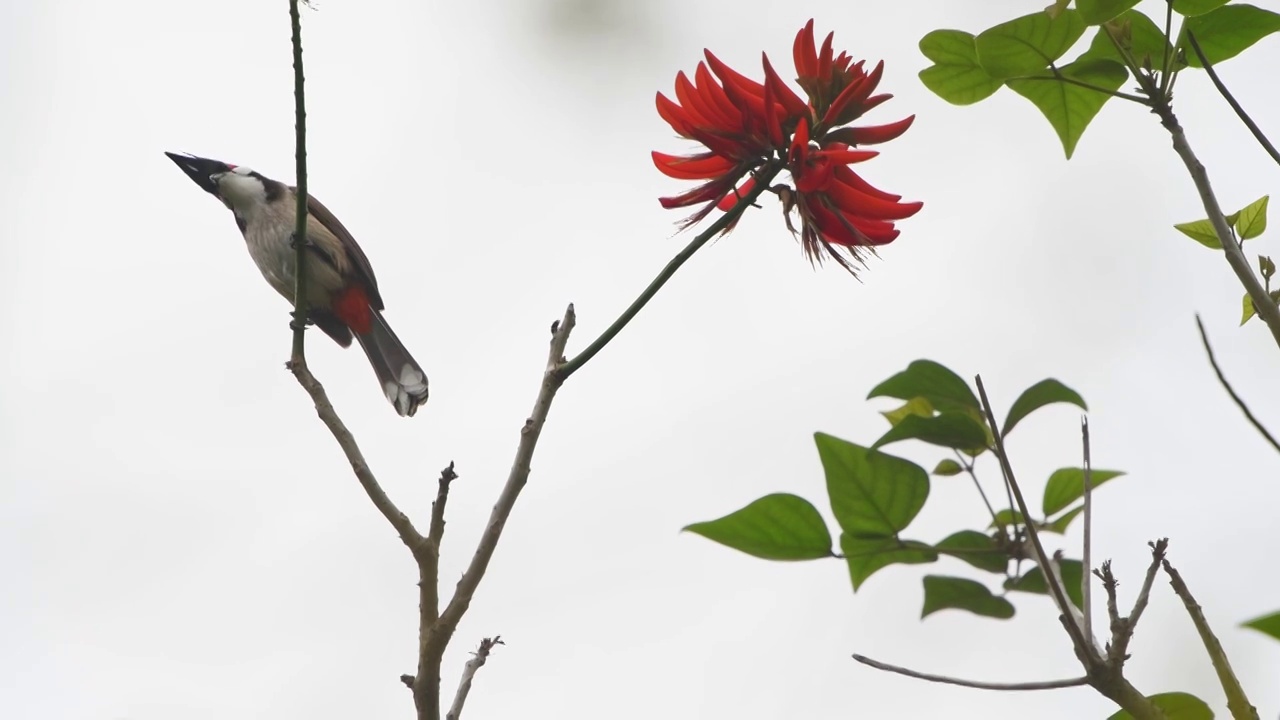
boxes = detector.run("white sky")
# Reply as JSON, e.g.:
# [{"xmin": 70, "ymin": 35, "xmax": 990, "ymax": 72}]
[{"xmin": 3, "ymin": 0, "xmax": 1279, "ymax": 717}]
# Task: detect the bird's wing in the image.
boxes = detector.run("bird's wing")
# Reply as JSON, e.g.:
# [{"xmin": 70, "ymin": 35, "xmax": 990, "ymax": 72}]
[{"xmin": 305, "ymin": 193, "xmax": 386, "ymax": 311}]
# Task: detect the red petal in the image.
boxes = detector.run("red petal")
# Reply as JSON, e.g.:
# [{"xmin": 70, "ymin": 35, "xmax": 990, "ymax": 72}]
[
  {"xmin": 823, "ymin": 179, "xmax": 922, "ymax": 220},
  {"xmin": 833, "ymin": 165, "xmax": 901, "ymax": 201},
  {"xmin": 823, "ymin": 115, "xmax": 915, "ymax": 146},
  {"xmin": 705, "ymin": 50, "xmax": 765, "ymax": 100},
  {"xmin": 813, "ymin": 148, "xmax": 879, "ymax": 164},
  {"xmin": 716, "ymin": 176, "xmax": 757, "ymax": 211},
  {"xmin": 763, "ymin": 80, "xmax": 783, "ymax": 147},
  {"xmin": 817, "ymin": 31, "xmax": 834, "ymax": 81},
  {"xmin": 658, "ymin": 173, "xmax": 740, "ymax": 209},
  {"xmin": 793, "ymin": 19, "xmax": 817, "ymax": 79},
  {"xmin": 656, "ymin": 92, "xmax": 694, "ymax": 137},
  {"xmin": 762, "ymin": 54, "xmax": 809, "ymax": 119},
  {"xmin": 652, "ymin": 151, "xmax": 737, "ymax": 180},
  {"xmin": 695, "ymin": 62, "xmax": 740, "ymax": 125},
  {"xmin": 789, "ymin": 116, "xmax": 810, "ymax": 161},
  {"xmin": 676, "ymin": 70, "xmax": 736, "ymax": 131}
]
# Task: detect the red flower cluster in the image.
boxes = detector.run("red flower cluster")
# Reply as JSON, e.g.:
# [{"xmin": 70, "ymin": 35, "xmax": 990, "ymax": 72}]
[{"xmin": 653, "ymin": 20, "xmax": 922, "ymax": 271}]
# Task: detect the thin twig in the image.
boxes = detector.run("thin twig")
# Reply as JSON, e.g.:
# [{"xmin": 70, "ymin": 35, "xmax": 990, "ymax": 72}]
[
  {"xmin": 1195, "ymin": 315, "xmax": 1280, "ymax": 454},
  {"xmin": 420, "ymin": 462, "xmax": 458, "ymax": 638},
  {"xmin": 1152, "ymin": 102, "xmax": 1280, "ymax": 348},
  {"xmin": 1020, "ymin": 71, "xmax": 1150, "ymax": 104},
  {"xmin": 1162, "ymin": 558, "xmax": 1259, "ymax": 720},
  {"xmin": 446, "ymin": 636, "xmax": 504, "ymax": 720},
  {"xmin": 414, "ymin": 305, "xmax": 578, "ymax": 719},
  {"xmin": 851, "ymin": 654, "xmax": 1088, "ymax": 691},
  {"xmin": 975, "ymin": 376, "xmax": 1093, "ymax": 662},
  {"xmin": 288, "ymin": 0, "xmax": 309, "ymax": 362},
  {"xmin": 1112, "ymin": 539, "xmax": 1168, "ymax": 665},
  {"xmin": 290, "ymin": 364, "xmax": 425, "ymax": 550},
  {"xmin": 1184, "ymin": 31, "xmax": 1280, "ymax": 168},
  {"xmin": 1081, "ymin": 417, "xmax": 1093, "ymax": 643},
  {"xmin": 558, "ymin": 163, "xmax": 782, "ymax": 378},
  {"xmin": 954, "ymin": 451, "xmax": 999, "ymax": 523},
  {"xmin": 1095, "ymin": 561, "xmax": 1121, "ymax": 639}
]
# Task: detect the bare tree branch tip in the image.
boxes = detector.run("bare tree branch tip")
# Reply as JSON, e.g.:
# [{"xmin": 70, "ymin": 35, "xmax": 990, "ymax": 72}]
[
  {"xmin": 1195, "ymin": 315, "xmax": 1280, "ymax": 454},
  {"xmin": 851, "ymin": 653, "xmax": 1088, "ymax": 692}
]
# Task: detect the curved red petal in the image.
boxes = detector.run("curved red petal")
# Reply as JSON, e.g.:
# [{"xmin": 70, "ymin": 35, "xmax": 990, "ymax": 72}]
[
  {"xmin": 813, "ymin": 148, "xmax": 879, "ymax": 164},
  {"xmin": 824, "ymin": 179, "xmax": 922, "ymax": 220},
  {"xmin": 833, "ymin": 165, "xmax": 901, "ymax": 201},
  {"xmin": 673, "ymin": 72, "xmax": 719, "ymax": 129},
  {"xmin": 817, "ymin": 31, "xmax": 834, "ymax": 81},
  {"xmin": 763, "ymin": 80, "xmax": 783, "ymax": 147},
  {"xmin": 652, "ymin": 151, "xmax": 737, "ymax": 180},
  {"xmin": 695, "ymin": 62, "xmax": 741, "ymax": 125},
  {"xmin": 794, "ymin": 19, "xmax": 817, "ymax": 79},
  {"xmin": 656, "ymin": 92, "xmax": 695, "ymax": 137},
  {"xmin": 823, "ymin": 115, "xmax": 915, "ymax": 146},
  {"xmin": 705, "ymin": 50, "xmax": 766, "ymax": 100},
  {"xmin": 762, "ymin": 53, "xmax": 809, "ymax": 119}
]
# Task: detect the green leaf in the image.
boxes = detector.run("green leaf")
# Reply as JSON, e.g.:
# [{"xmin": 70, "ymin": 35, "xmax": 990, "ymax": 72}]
[
  {"xmin": 922, "ymin": 575, "xmax": 1016, "ymax": 619},
  {"xmin": 935, "ymin": 530, "xmax": 1008, "ymax": 573},
  {"xmin": 1002, "ymin": 378, "xmax": 1088, "ymax": 435},
  {"xmin": 683, "ymin": 493, "xmax": 833, "ymax": 561},
  {"xmin": 1108, "ymin": 692, "xmax": 1213, "ymax": 720},
  {"xmin": 919, "ymin": 29, "xmax": 1005, "ymax": 105},
  {"xmin": 1043, "ymin": 505, "xmax": 1086, "ymax": 534},
  {"xmin": 872, "ymin": 412, "xmax": 989, "ymax": 452},
  {"xmin": 1180, "ymin": 4, "xmax": 1280, "ymax": 67},
  {"xmin": 1078, "ymin": 10, "xmax": 1177, "ymax": 71},
  {"xmin": 976, "ymin": 9, "xmax": 1088, "ymax": 79},
  {"xmin": 1242, "ymin": 292, "xmax": 1257, "ymax": 325},
  {"xmin": 990, "ymin": 508, "xmax": 1025, "ymax": 528},
  {"xmin": 815, "ymin": 433, "xmax": 930, "ymax": 537},
  {"xmin": 1234, "ymin": 195, "xmax": 1269, "ymax": 240},
  {"xmin": 842, "ymin": 534, "xmax": 937, "ymax": 591},
  {"xmin": 1042, "ymin": 468, "xmax": 1126, "ymax": 516},
  {"xmin": 933, "ymin": 459, "xmax": 964, "ymax": 476},
  {"xmin": 1243, "ymin": 610, "xmax": 1280, "ymax": 641},
  {"xmin": 1006, "ymin": 559, "xmax": 1084, "ymax": 609},
  {"xmin": 1259, "ymin": 255, "xmax": 1275, "ymax": 280},
  {"xmin": 1174, "ymin": 218, "xmax": 1223, "ymax": 248},
  {"xmin": 1174, "ymin": 0, "xmax": 1231, "ymax": 16},
  {"xmin": 1007, "ymin": 59, "xmax": 1128, "ymax": 158},
  {"xmin": 880, "ymin": 396, "xmax": 934, "ymax": 426},
  {"xmin": 921, "ymin": 28, "xmax": 1008, "ymax": 105},
  {"xmin": 867, "ymin": 360, "xmax": 980, "ymax": 414},
  {"xmin": 1077, "ymin": 0, "xmax": 1140, "ymax": 25}
]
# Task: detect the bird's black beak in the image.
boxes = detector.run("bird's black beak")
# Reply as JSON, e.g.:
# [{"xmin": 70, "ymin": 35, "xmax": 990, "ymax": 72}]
[{"xmin": 165, "ymin": 152, "xmax": 232, "ymax": 197}]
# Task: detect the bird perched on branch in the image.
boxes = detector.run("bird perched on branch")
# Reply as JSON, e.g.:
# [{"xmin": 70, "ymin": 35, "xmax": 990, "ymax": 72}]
[{"xmin": 165, "ymin": 152, "xmax": 429, "ymax": 417}]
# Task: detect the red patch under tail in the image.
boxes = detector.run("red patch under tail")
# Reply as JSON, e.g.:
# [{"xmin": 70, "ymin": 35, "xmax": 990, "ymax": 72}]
[{"xmin": 331, "ymin": 285, "xmax": 374, "ymax": 335}]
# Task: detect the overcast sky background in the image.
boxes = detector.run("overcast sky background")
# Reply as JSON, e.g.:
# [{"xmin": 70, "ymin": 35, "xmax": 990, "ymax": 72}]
[{"xmin": 2, "ymin": 0, "xmax": 1279, "ymax": 717}]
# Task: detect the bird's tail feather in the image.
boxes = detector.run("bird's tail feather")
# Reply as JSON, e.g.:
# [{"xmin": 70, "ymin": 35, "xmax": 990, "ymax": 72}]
[{"xmin": 355, "ymin": 311, "xmax": 429, "ymax": 417}]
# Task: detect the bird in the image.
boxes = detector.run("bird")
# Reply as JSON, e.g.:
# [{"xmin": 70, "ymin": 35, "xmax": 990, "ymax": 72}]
[{"xmin": 165, "ymin": 152, "xmax": 429, "ymax": 417}]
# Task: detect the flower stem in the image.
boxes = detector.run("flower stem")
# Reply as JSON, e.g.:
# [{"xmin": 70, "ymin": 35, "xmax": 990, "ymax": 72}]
[{"xmin": 558, "ymin": 163, "xmax": 782, "ymax": 379}]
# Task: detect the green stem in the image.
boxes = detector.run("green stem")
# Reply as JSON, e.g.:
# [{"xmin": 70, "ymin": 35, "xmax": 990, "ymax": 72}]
[
  {"xmin": 289, "ymin": 0, "xmax": 309, "ymax": 363},
  {"xmin": 1026, "ymin": 70, "xmax": 1150, "ymax": 105},
  {"xmin": 558, "ymin": 163, "xmax": 782, "ymax": 379}
]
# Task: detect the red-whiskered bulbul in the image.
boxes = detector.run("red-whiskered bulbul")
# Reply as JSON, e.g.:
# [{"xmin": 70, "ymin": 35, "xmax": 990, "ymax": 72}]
[{"xmin": 165, "ymin": 152, "xmax": 429, "ymax": 417}]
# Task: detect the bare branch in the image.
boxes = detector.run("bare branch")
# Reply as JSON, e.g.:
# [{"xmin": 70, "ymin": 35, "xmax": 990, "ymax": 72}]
[
  {"xmin": 1151, "ymin": 102, "xmax": 1280, "ymax": 348},
  {"xmin": 975, "ymin": 376, "xmax": 1094, "ymax": 663},
  {"xmin": 1196, "ymin": 315, "xmax": 1280, "ymax": 454},
  {"xmin": 446, "ymin": 636, "xmax": 504, "ymax": 720},
  {"xmin": 288, "ymin": 0, "xmax": 310, "ymax": 363},
  {"xmin": 1112, "ymin": 539, "xmax": 1168, "ymax": 665},
  {"xmin": 1184, "ymin": 31, "xmax": 1280, "ymax": 168},
  {"xmin": 1163, "ymin": 558, "xmax": 1259, "ymax": 720},
  {"xmin": 290, "ymin": 363, "xmax": 425, "ymax": 550},
  {"xmin": 851, "ymin": 654, "xmax": 1088, "ymax": 691},
  {"xmin": 414, "ymin": 305, "xmax": 578, "ymax": 719},
  {"xmin": 1081, "ymin": 417, "xmax": 1093, "ymax": 643},
  {"xmin": 430, "ymin": 462, "xmax": 457, "ymax": 547}
]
